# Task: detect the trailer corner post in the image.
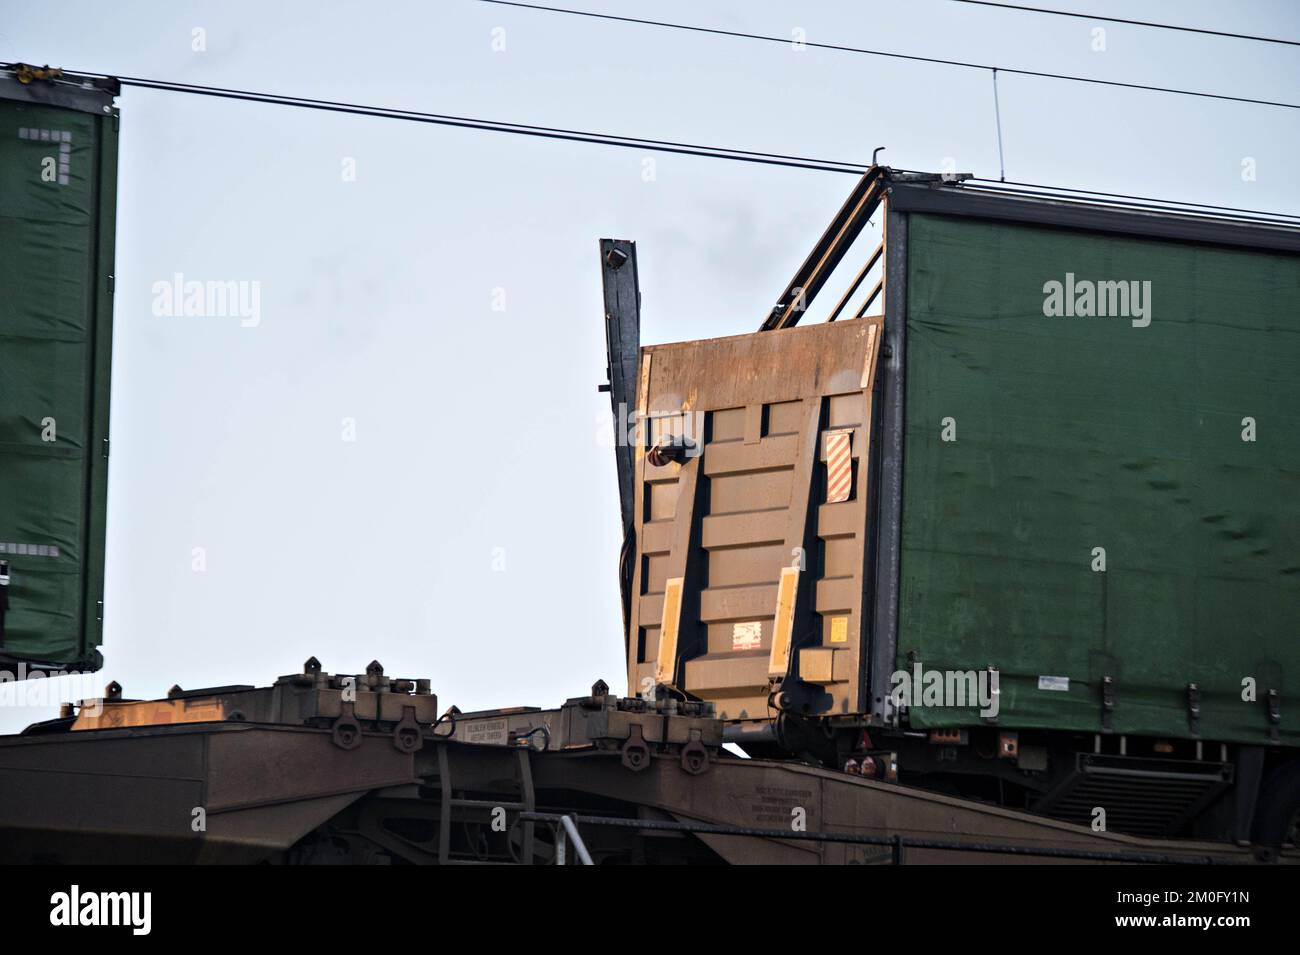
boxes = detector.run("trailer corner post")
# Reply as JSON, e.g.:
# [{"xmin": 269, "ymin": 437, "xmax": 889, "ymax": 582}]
[{"xmin": 599, "ymin": 238, "xmax": 641, "ymax": 532}]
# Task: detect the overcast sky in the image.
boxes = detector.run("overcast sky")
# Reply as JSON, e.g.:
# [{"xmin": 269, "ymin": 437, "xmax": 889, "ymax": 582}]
[{"xmin": 1, "ymin": 0, "xmax": 1297, "ymax": 730}]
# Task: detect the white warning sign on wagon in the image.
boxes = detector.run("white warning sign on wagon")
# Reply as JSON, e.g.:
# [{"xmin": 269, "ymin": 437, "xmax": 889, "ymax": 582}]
[
  {"xmin": 825, "ymin": 429, "xmax": 853, "ymax": 504},
  {"xmin": 732, "ymin": 621, "xmax": 762, "ymax": 651}
]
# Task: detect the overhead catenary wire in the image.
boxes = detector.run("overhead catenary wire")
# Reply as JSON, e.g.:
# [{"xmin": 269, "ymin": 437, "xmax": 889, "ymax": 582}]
[
  {"xmin": 4, "ymin": 64, "xmax": 1298, "ymax": 227},
  {"xmin": 478, "ymin": 1, "xmax": 1300, "ymax": 111},
  {"xmin": 103, "ymin": 72, "xmax": 871, "ymax": 176},
  {"xmin": 948, "ymin": 1, "xmax": 1300, "ymax": 48}
]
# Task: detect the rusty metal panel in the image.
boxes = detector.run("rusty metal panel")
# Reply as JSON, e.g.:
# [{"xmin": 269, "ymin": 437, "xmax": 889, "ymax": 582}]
[{"xmin": 627, "ymin": 317, "xmax": 883, "ymax": 722}]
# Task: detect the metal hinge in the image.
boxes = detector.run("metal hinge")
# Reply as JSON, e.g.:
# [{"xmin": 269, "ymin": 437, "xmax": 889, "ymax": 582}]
[
  {"xmin": 0, "ymin": 559, "xmax": 10, "ymax": 648},
  {"xmin": 981, "ymin": 665, "xmax": 1000, "ymax": 724},
  {"xmin": 102, "ymin": 437, "xmax": 110, "ymax": 458},
  {"xmin": 1100, "ymin": 675, "xmax": 1115, "ymax": 732},
  {"xmin": 107, "ymin": 274, "xmax": 114, "ymax": 293},
  {"xmin": 1186, "ymin": 682, "xmax": 1200, "ymax": 736},
  {"xmin": 1267, "ymin": 688, "xmax": 1281, "ymax": 743}
]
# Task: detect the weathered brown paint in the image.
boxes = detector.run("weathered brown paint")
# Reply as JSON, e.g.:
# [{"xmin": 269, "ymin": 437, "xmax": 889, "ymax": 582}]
[{"xmin": 628, "ymin": 317, "xmax": 884, "ymax": 721}]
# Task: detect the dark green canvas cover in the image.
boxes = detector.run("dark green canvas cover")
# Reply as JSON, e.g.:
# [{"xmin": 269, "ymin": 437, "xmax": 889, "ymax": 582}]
[
  {"xmin": 899, "ymin": 212, "xmax": 1299, "ymax": 744},
  {"xmin": 0, "ymin": 86, "xmax": 117, "ymax": 670}
]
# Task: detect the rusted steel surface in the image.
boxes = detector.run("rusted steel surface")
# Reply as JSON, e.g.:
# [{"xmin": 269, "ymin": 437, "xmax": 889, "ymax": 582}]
[
  {"xmin": 70, "ymin": 657, "xmax": 437, "ymax": 734},
  {"xmin": 628, "ymin": 317, "xmax": 883, "ymax": 723}
]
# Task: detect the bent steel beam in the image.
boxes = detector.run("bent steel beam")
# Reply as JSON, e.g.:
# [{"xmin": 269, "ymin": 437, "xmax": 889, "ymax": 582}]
[{"xmin": 760, "ymin": 165, "xmax": 887, "ymax": 331}]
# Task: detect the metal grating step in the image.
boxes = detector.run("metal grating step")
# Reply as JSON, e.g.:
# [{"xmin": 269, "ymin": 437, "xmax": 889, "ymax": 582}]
[{"xmin": 1032, "ymin": 753, "xmax": 1233, "ymax": 837}]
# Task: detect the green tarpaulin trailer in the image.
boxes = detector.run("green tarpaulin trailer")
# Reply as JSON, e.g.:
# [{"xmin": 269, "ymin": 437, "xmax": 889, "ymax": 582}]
[
  {"xmin": 609, "ymin": 168, "xmax": 1300, "ymax": 840},
  {"xmin": 0, "ymin": 71, "xmax": 118, "ymax": 673},
  {"xmin": 884, "ymin": 186, "xmax": 1299, "ymax": 747}
]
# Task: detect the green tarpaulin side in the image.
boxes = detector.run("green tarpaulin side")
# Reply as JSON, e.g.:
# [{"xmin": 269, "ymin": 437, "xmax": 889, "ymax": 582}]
[
  {"xmin": 0, "ymin": 99, "xmax": 113, "ymax": 667},
  {"xmin": 898, "ymin": 213, "xmax": 1299, "ymax": 744}
]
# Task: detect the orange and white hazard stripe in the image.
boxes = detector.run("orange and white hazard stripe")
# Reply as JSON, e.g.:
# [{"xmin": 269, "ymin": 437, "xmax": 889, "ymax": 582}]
[{"xmin": 825, "ymin": 430, "xmax": 853, "ymax": 503}]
